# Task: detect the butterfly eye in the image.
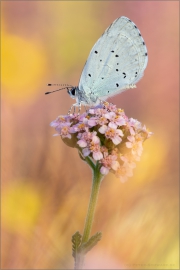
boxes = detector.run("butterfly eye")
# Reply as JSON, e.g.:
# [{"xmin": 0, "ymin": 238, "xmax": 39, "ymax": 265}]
[
  {"xmin": 67, "ymin": 87, "xmax": 76, "ymax": 99},
  {"xmin": 71, "ymin": 88, "xmax": 76, "ymax": 95}
]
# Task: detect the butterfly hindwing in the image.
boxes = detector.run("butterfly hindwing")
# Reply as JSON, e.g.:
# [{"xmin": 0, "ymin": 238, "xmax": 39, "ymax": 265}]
[{"xmin": 78, "ymin": 16, "xmax": 148, "ymax": 99}]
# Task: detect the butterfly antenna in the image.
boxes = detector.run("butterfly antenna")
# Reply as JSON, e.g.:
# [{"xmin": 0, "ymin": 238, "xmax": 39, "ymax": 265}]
[
  {"xmin": 47, "ymin": 83, "xmax": 73, "ymax": 87},
  {"xmin": 45, "ymin": 86, "xmax": 72, "ymax": 95}
]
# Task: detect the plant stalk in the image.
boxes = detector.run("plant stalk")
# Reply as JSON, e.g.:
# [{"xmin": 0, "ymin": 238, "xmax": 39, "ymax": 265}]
[{"xmin": 75, "ymin": 164, "xmax": 103, "ymax": 269}]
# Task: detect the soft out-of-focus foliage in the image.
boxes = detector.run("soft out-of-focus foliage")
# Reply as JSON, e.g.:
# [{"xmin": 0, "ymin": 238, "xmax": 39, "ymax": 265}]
[{"xmin": 1, "ymin": 1, "xmax": 179, "ymax": 269}]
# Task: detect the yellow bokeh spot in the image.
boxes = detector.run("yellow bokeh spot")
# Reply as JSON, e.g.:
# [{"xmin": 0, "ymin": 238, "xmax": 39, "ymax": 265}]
[
  {"xmin": 133, "ymin": 135, "xmax": 166, "ymax": 185},
  {"xmin": 162, "ymin": 240, "xmax": 179, "ymax": 269},
  {"xmin": 1, "ymin": 33, "xmax": 47, "ymax": 102},
  {"xmin": 2, "ymin": 181, "xmax": 42, "ymax": 234}
]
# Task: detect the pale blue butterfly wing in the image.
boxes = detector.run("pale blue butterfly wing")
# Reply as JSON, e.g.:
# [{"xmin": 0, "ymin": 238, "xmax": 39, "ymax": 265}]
[{"xmin": 78, "ymin": 16, "xmax": 148, "ymax": 101}]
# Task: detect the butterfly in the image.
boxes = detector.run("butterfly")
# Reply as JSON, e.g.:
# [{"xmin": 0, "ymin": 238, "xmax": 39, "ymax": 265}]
[{"xmin": 46, "ymin": 16, "xmax": 148, "ymax": 111}]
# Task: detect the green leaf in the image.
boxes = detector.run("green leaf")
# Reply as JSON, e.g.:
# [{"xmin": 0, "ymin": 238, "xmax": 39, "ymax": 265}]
[
  {"xmin": 79, "ymin": 232, "xmax": 102, "ymax": 255},
  {"xmin": 72, "ymin": 231, "xmax": 82, "ymax": 258},
  {"xmin": 62, "ymin": 133, "xmax": 78, "ymax": 148}
]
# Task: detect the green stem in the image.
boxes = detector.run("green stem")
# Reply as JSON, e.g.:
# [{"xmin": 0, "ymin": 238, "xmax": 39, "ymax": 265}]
[
  {"xmin": 75, "ymin": 164, "xmax": 104, "ymax": 269},
  {"xmin": 82, "ymin": 166, "xmax": 103, "ymax": 243}
]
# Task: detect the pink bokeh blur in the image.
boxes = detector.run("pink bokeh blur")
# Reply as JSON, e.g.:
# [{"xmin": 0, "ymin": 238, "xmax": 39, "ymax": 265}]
[{"xmin": 1, "ymin": 1, "xmax": 179, "ymax": 269}]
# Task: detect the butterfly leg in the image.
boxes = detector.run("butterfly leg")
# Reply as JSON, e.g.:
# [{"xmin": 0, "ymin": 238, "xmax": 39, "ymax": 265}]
[
  {"xmin": 73, "ymin": 105, "xmax": 76, "ymax": 114},
  {"xmin": 77, "ymin": 103, "xmax": 81, "ymax": 115},
  {"xmin": 68, "ymin": 103, "xmax": 75, "ymax": 115},
  {"xmin": 68, "ymin": 103, "xmax": 81, "ymax": 115},
  {"xmin": 84, "ymin": 105, "xmax": 88, "ymax": 113}
]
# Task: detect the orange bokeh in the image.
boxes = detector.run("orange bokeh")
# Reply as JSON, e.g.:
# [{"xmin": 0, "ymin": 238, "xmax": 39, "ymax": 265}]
[{"xmin": 1, "ymin": 1, "xmax": 179, "ymax": 269}]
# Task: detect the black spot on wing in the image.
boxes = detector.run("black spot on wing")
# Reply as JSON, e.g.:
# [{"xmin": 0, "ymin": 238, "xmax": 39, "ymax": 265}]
[{"xmin": 122, "ymin": 72, "xmax": 126, "ymax": 78}]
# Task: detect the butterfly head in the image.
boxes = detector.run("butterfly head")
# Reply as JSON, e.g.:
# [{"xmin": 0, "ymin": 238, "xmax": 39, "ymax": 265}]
[{"xmin": 67, "ymin": 87, "xmax": 77, "ymax": 99}]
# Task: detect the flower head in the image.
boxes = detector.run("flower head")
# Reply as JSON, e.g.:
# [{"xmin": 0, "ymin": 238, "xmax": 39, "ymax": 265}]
[{"xmin": 50, "ymin": 102, "xmax": 152, "ymax": 182}]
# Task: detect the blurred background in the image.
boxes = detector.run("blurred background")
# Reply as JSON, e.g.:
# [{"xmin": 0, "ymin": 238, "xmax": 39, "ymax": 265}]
[{"xmin": 1, "ymin": 1, "xmax": 179, "ymax": 269}]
